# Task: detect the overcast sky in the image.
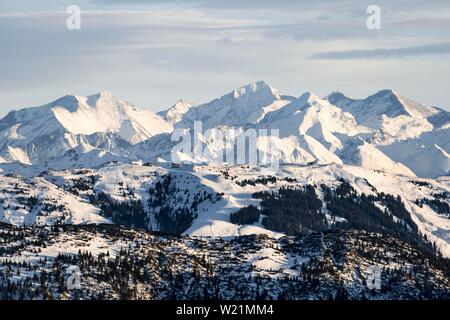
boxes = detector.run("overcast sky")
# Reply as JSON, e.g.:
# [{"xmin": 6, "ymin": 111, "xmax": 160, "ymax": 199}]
[{"xmin": 1, "ymin": 0, "xmax": 450, "ymax": 115}]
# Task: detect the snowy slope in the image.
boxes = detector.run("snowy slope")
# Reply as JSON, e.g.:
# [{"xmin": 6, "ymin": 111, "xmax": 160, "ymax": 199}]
[
  {"xmin": 258, "ymin": 92, "xmax": 367, "ymax": 151},
  {"xmin": 339, "ymin": 138, "xmax": 416, "ymax": 177},
  {"xmin": 46, "ymin": 146, "xmax": 131, "ymax": 170},
  {"xmin": 182, "ymin": 163, "xmax": 449, "ymax": 256},
  {"xmin": 50, "ymin": 91, "xmax": 172, "ymax": 143},
  {"xmin": 380, "ymin": 140, "xmax": 450, "ymax": 178},
  {"xmin": 0, "ymin": 175, "xmax": 109, "ymax": 226},
  {"xmin": 7, "ymin": 162, "xmax": 444, "ymax": 257},
  {"xmin": 0, "ymin": 92, "xmax": 172, "ymax": 167},
  {"xmin": 0, "ymin": 160, "xmax": 449, "ymax": 256},
  {"xmin": 1, "ymin": 91, "xmax": 172, "ymax": 145}
]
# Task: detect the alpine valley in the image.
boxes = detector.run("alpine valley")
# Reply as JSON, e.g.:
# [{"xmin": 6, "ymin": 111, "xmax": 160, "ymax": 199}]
[{"xmin": 0, "ymin": 81, "xmax": 449, "ymax": 300}]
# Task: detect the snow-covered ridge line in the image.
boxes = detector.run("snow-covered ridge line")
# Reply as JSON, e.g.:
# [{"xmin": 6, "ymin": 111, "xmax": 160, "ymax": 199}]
[
  {"xmin": 0, "ymin": 81, "xmax": 449, "ymax": 177},
  {"xmin": 1, "ymin": 162, "xmax": 449, "ymax": 257}
]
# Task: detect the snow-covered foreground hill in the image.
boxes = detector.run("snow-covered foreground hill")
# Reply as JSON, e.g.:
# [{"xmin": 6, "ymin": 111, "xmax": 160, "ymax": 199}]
[
  {"xmin": 0, "ymin": 162, "xmax": 448, "ymax": 258},
  {"xmin": 0, "ymin": 223, "xmax": 449, "ymax": 300},
  {"xmin": 0, "ymin": 174, "xmax": 108, "ymax": 226}
]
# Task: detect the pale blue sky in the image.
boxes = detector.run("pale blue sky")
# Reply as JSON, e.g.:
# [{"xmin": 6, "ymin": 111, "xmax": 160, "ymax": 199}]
[{"xmin": 1, "ymin": 0, "xmax": 450, "ymax": 115}]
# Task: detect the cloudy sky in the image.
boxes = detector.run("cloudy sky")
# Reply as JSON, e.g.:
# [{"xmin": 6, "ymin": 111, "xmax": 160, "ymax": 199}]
[{"xmin": 1, "ymin": 0, "xmax": 449, "ymax": 115}]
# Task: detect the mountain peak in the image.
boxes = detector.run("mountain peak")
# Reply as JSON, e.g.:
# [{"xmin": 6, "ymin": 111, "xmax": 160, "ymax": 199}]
[
  {"xmin": 86, "ymin": 90, "xmax": 118, "ymax": 107},
  {"xmin": 325, "ymin": 91, "xmax": 355, "ymax": 107},
  {"xmin": 371, "ymin": 89, "xmax": 399, "ymax": 99},
  {"xmin": 99, "ymin": 90, "xmax": 113, "ymax": 96},
  {"xmin": 51, "ymin": 91, "xmax": 118, "ymax": 112},
  {"xmin": 174, "ymin": 81, "xmax": 289, "ymax": 129},
  {"xmin": 54, "ymin": 94, "xmax": 84, "ymax": 103},
  {"xmin": 0, "ymin": 92, "xmax": 173, "ymax": 150},
  {"xmin": 326, "ymin": 90, "xmax": 348, "ymax": 100},
  {"xmin": 51, "ymin": 94, "xmax": 88, "ymax": 113},
  {"xmin": 378, "ymin": 88, "xmax": 396, "ymax": 94},
  {"xmin": 362, "ymin": 89, "xmax": 407, "ymax": 116},
  {"xmin": 326, "ymin": 88, "xmax": 445, "ymax": 133},
  {"xmin": 158, "ymin": 99, "xmax": 195, "ymax": 124},
  {"xmin": 327, "ymin": 89, "xmax": 401, "ymax": 109},
  {"xmin": 298, "ymin": 91, "xmax": 320, "ymax": 105},
  {"xmin": 174, "ymin": 99, "xmax": 194, "ymax": 106},
  {"xmin": 86, "ymin": 90, "xmax": 113, "ymax": 98},
  {"xmin": 231, "ymin": 81, "xmax": 279, "ymax": 99}
]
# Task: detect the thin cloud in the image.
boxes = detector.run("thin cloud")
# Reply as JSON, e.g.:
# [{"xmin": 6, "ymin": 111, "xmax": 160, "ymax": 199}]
[
  {"xmin": 1, "ymin": 1, "xmax": 450, "ymax": 112},
  {"xmin": 310, "ymin": 42, "xmax": 450, "ymax": 60}
]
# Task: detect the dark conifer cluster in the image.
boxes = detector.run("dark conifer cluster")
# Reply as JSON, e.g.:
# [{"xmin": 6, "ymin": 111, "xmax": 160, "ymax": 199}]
[
  {"xmin": 321, "ymin": 178, "xmax": 440, "ymax": 257},
  {"xmin": 256, "ymin": 186, "xmax": 326, "ymax": 235},
  {"xmin": 415, "ymin": 193, "xmax": 449, "ymax": 217},
  {"xmin": 230, "ymin": 205, "xmax": 260, "ymax": 225},
  {"xmin": 148, "ymin": 174, "xmax": 223, "ymax": 234},
  {"xmin": 229, "ymin": 179, "xmax": 444, "ymax": 259},
  {"xmin": 90, "ymin": 192, "xmax": 148, "ymax": 229}
]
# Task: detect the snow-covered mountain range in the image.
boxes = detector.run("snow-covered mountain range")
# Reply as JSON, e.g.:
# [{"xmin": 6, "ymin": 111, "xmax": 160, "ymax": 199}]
[
  {"xmin": 0, "ymin": 82, "xmax": 449, "ymax": 256},
  {"xmin": 1, "ymin": 81, "xmax": 447, "ymax": 178},
  {"xmin": 0, "ymin": 82, "xmax": 449, "ymax": 301}
]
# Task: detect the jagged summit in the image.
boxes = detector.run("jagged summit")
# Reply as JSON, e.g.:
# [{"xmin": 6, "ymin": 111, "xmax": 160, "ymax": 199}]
[
  {"xmin": 175, "ymin": 81, "xmax": 294, "ymax": 129},
  {"xmin": 54, "ymin": 92, "xmax": 171, "ymax": 142},
  {"xmin": 326, "ymin": 89, "xmax": 443, "ymax": 124},
  {"xmin": 372, "ymin": 88, "xmax": 397, "ymax": 96},
  {"xmin": 49, "ymin": 91, "xmax": 118, "ymax": 113},
  {"xmin": 86, "ymin": 90, "xmax": 115, "ymax": 103},
  {"xmin": 325, "ymin": 91, "xmax": 354, "ymax": 105},
  {"xmin": 158, "ymin": 99, "xmax": 195, "ymax": 124},
  {"xmin": 231, "ymin": 80, "xmax": 280, "ymax": 99},
  {"xmin": 297, "ymin": 91, "xmax": 321, "ymax": 105}
]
